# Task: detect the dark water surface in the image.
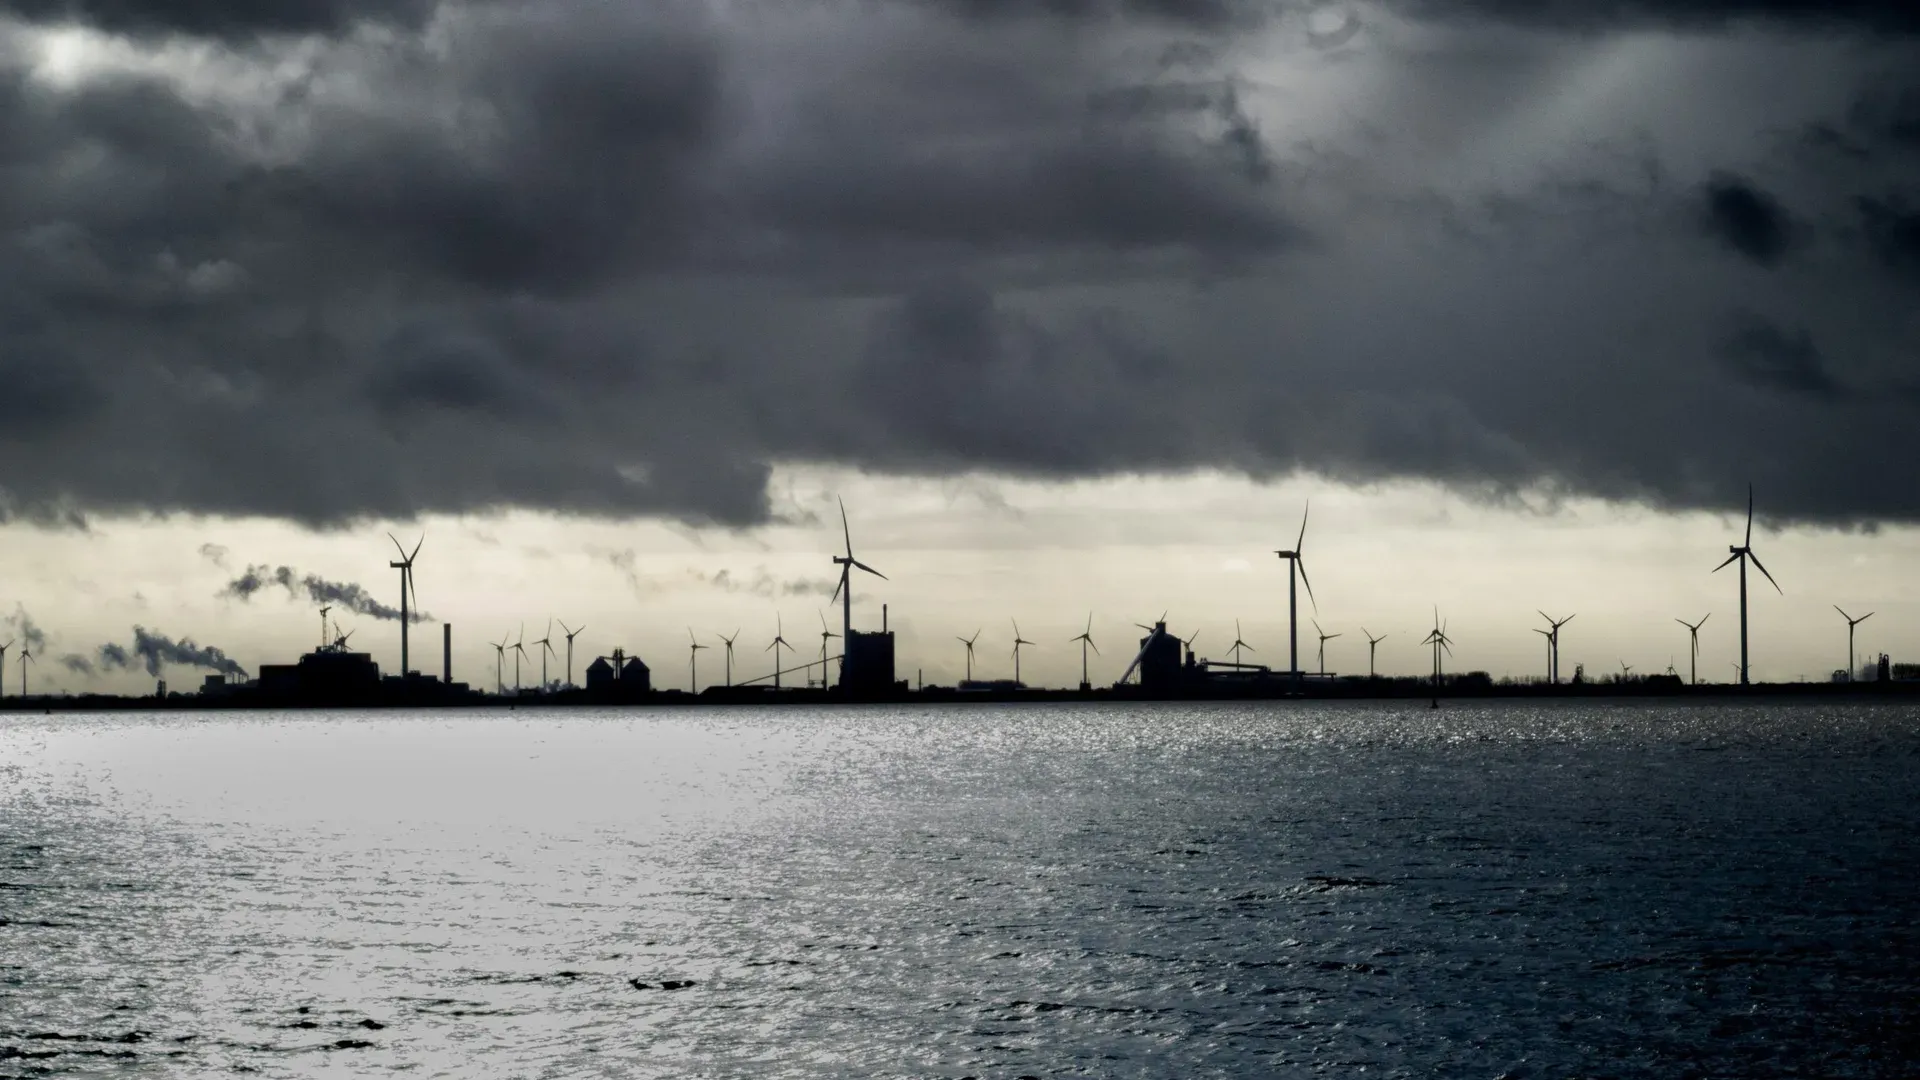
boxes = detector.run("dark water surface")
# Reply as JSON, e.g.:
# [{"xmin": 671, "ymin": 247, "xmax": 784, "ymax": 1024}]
[{"xmin": 2, "ymin": 701, "xmax": 1917, "ymax": 1077}]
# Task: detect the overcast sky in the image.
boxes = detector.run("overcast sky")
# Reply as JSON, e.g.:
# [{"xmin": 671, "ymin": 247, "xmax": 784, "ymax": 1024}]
[{"xmin": 1, "ymin": 0, "xmax": 1915, "ymax": 693}]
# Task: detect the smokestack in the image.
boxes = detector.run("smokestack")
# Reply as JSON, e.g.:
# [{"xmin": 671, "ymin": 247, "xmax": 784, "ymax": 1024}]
[
  {"xmin": 883, "ymin": 604, "xmax": 889, "ymax": 633},
  {"xmin": 443, "ymin": 623, "xmax": 452, "ymax": 685}
]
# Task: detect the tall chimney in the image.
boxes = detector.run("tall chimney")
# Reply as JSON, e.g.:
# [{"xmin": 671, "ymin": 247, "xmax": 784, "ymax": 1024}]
[
  {"xmin": 443, "ymin": 623, "xmax": 452, "ymax": 685},
  {"xmin": 883, "ymin": 604, "xmax": 889, "ymax": 633}
]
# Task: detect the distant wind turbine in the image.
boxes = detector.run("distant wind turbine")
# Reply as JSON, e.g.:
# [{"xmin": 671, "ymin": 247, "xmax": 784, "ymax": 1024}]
[
  {"xmin": 1619, "ymin": 660, "xmax": 1634, "ymax": 680},
  {"xmin": 19, "ymin": 646, "xmax": 32, "ymax": 697},
  {"xmin": 1676, "ymin": 614, "xmax": 1709, "ymax": 687},
  {"xmin": 957, "ymin": 629, "xmax": 982, "ymax": 683},
  {"xmin": 559, "ymin": 620, "xmax": 585, "ymax": 688},
  {"xmin": 1538, "ymin": 612, "xmax": 1574, "ymax": 685},
  {"xmin": 1363, "ymin": 629, "xmax": 1386, "ymax": 679},
  {"xmin": 816, "ymin": 610, "xmax": 840, "ymax": 687},
  {"xmin": 1069, "ymin": 615, "xmax": 1099, "ymax": 689},
  {"xmin": 1712, "ymin": 484, "xmax": 1781, "ymax": 686},
  {"xmin": 767, "ymin": 614, "xmax": 795, "ymax": 689},
  {"xmin": 829, "ymin": 498, "xmax": 886, "ymax": 688},
  {"xmin": 1835, "ymin": 606, "xmax": 1873, "ymax": 682},
  {"xmin": 0, "ymin": 640, "xmax": 12, "ymax": 697},
  {"xmin": 1312, "ymin": 619, "xmax": 1341, "ymax": 676},
  {"xmin": 1272, "ymin": 502, "xmax": 1317, "ymax": 695},
  {"xmin": 533, "ymin": 619, "xmax": 556, "ymax": 691},
  {"xmin": 387, "ymin": 532, "xmax": 424, "ymax": 676},
  {"xmin": 489, "ymin": 635, "xmax": 507, "ymax": 695},
  {"xmin": 1533, "ymin": 627, "xmax": 1553, "ymax": 684},
  {"xmin": 688, "ymin": 628, "xmax": 708, "ymax": 693},
  {"xmin": 1422, "ymin": 609, "xmax": 1453, "ymax": 692},
  {"xmin": 1228, "ymin": 620, "xmax": 1254, "ymax": 669},
  {"xmin": 1011, "ymin": 619, "xmax": 1035, "ymax": 687},
  {"xmin": 717, "ymin": 629, "xmax": 740, "ymax": 687},
  {"xmin": 511, "ymin": 625, "xmax": 529, "ymax": 692}
]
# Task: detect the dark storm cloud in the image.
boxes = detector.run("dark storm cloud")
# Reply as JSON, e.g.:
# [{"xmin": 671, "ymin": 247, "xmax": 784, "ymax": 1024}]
[
  {"xmin": 0, "ymin": 0, "xmax": 1918, "ymax": 529},
  {"xmin": 1719, "ymin": 314, "xmax": 1847, "ymax": 401},
  {"xmin": 1699, "ymin": 174, "xmax": 1797, "ymax": 267}
]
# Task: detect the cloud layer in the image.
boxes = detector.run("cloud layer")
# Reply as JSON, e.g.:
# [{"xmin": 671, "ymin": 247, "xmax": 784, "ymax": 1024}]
[{"xmin": 0, "ymin": 0, "xmax": 1915, "ymax": 529}]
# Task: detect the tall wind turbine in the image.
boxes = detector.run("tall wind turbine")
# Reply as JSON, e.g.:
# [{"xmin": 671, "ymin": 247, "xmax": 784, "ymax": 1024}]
[
  {"xmin": 717, "ymin": 629, "xmax": 740, "ymax": 687},
  {"xmin": 688, "ymin": 628, "xmax": 708, "ymax": 694},
  {"xmin": 489, "ymin": 636, "xmax": 507, "ymax": 695},
  {"xmin": 1422, "ymin": 609, "xmax": 1454, "ymax": 690},
  {"xmin": 1363, "ymin": 629, "xmax": 1386, "ymax": 679},
  {"xmin": 1273, "ymin": 502, "xmax": 1317, "ymax": 695},
  {"xmin": 19, "ymin": 646, "xmax": 32, "ymax": 697},
  {"xmin": 0, "ymin": 640, "xmax": 12, "ymax": 697},
  {"xmin": 1835, "ymin": 607, "xmax": 1873, "ymax": 681},
  {"xmin": 387, "ymin": 533, "xmax": 423, "ymax": 676},
  {"xmin": 1676, "ymin": 614, "xmax": 1709, "ymax": 687},
  {"xmin": 559, "ymin": 620, "xmax": 585, "ymax": 688},
  {"xmin": 1538, "ymin": 612, "xmax": 1574, "ymax": 684},
  {"xmin": 1070, "ymin": 615, "xmax": 1100, "ymax": 689},
  {"xmin": 533, "ymin": 619, "xmax": 556, "ymax": 691},
  {"xmin": 1228, "ymin": 620, "xmax": 1254, "ymax": 668},
  {"xmin": 1312, "ymin": 620, "xmax": 1341, "ymax": 676},
  {"xmin": 1533, "ymin": 627, "xmax": 1554, "ymax": 684},
  {"xmin": 957, "ymin": 629, "xmax": 981, "ymax": 683},
  {"xmin": 511, "ymin": 625, "xmax": 529, "ymax": 692},
  {"xmin": 816, "ymin": 610, "xmax": 840, "ymax": 687},
  {"xmin": 1011, "ymin": 620, "xmax": 1035, "ymax": 687},
  {"xmin": 829, "ymin": 498, "xmax": 886, "ymax": 687},
  {"xmin": 767, "ymin": 615, "xmax": 795, "ymax": 689},
  {"xmin": 1712, "ymin": 484, "xmax": 1781, "ymax": 686}
]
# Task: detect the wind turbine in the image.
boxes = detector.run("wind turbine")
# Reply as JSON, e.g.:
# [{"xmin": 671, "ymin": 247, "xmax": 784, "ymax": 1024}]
[
  {"xmin": 489, "ymin": 635, "xmax": 507, "ymax": 695},
  {"xmin": 829, "ymin": 498, "xmax": 886, "ymax": 688},
  {"xmin": 1533, "ymin": 627, "xmax": 1554, "ymax": 684},
  {"xmin": 767, "ymin": 614, "xmax": 795, "ymax": 689},
  {"xmin": 957, "ymin": 629, "xmax": 982, "ymax": 683},
  {"xmin": 688, "ymin": 628, "xmax": 708, "ymax": 694},
  {"xmin": 533, "ymin": 619, "xmax": 556, "ymax": 691},
  {"xmin": 1619, "ymin": 660, "xmax": 1634, "ymax": 681},
  {"xmin": 1227, "ymin": 620, "xmax": 1254, "ymax": 668},
  {"xmin": 1422, "ymin": 609, "xmax": 1454, "ymax": 691},
  {"xmin": 717, "ymin": 629, "xmax": 740, "ymax": 687},
  {"xmin": 559, "ymin": 620, "xmax": 585, "ymax": 688},
  {"xmin": 1272, "ymin": 502, "xmax": 1318, "ymax": 695},
  {"xmin": 1712, "ymin": 484, "xmax": 1781, "ymax": 686},
  {"xmin": 1835, "ymin": 607, "xmax": 1874, "ymax": 681},
  {"xmin": 19, "ymin": 646, "xmax": 32, "ymax": 696},
  {"xmin": 1538, "ymin": 612, "xmax": 1574, "ymax": 684},
  {"xmin": 0, "ymin": 639, "xmax": 12, "ymax": 697},
  {"xmin": 1363, "ymin": 629, "xmax": 1387, "ymax": 679},
  {"xmin": 1676, "ymin": 614, "xmax": 1709, "ymax": 687},
  {"xmin": 511, "ymin": 625, "xmax": 529, "ymax": 692},
  {"xmin": 1312, "ymin": 620, "xmax": 1341, "ymax": 676},
  {"xmin": 1011, "ymin": 619, "xmax": 1035, "ymax": 687},
  {"xmin": 387, "ymin": 533, "xmax": 423, "ymax": 676},
  {"xmin": 816, "ymin": 610, "xmax": 840, "ymax": 687},
  {"xmin": 1070, "ymin": 614, "xmax": 1100, "ymax": 689}
]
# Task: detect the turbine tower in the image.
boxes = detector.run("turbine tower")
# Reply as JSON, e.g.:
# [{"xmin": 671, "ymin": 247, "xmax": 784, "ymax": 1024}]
[
  {"xmin": 717, "ymin": 629, "xmax": 740, "ymax": 687},
  {"xmin": 533, "ymin": 619, "xmax": 556, "ymax": 691},
  {"xmin": 688, "ymin": 628, "xmax": 708, "ymax": 694},
  {"xmin": 19, "ymin": 646, "xmax": 32, "ymax": 696},
  {"xmin": 1228, "ymin": 620, "xmax": 1254, "ymax": 669},
  {"xmin": 1533, "ymin": 627, "xmax": 1553, "ymax": 684},
  {"xmin": 828, "ymin": 498, "xmax": 886, "ymax": 688},
  {"xmin": 1011, "ymin": 619, "xmax": 1035, "ymax": 687},
  {"xmin": 511, "ymin": 625, "xmax": 528, "ymax": 692},
  {"xmin": 1272, "ymin": 502, "xmax": 1317, "ymax": 695},
  {"xmin": 1712, "ymin": 485, "xmax": 1781, "ymax": 686},
  {"xmin": 1538, "ymin": 612, "xmax": 1574, "ymax": 684},
  {"xmin": 1312, "ymin": 620, "xmax": 1341, "ymax": 676},
  {"xmin": 816, "ymin": 610, "xmax": 840, "ymax": 687},
  {"xmin": 489, "ymin": 635, "xmax": 507, "ymax": 695},
  {"xmin": 1675, "ymin": 614, "xmax": 1709, "ymax": 687},
  {"xmin": 1070, "ymin": 615, "xmax": 1100, "ymax": 690},
  {"xmin": 957, "ymin": 629, "xmax": 981, "ymax": 683},
  {"xmin": 767, "ymin": 615, "xmax": 795, "ymax": 689},
  {"xmin": 1422, "ymin": 609, "xmax": 1454, "ymax": 691},
  {"xmin": 0, "ymin": 640, "xmax": 12, "ymax": 697},
  {"xmin": 387, "ymin": 533, "xmax": 423, "ymax": 676},
  {"xmin": 1835, "ymin": 607, "xmax": 1873, "ymax": 681},
  {"xmin": 559, "ymin": 620, "xmax": 585, "ymax": 688},
  {"xmin": 1363, "ymin": 629, "xmax": 1386, "ymax": 679}
]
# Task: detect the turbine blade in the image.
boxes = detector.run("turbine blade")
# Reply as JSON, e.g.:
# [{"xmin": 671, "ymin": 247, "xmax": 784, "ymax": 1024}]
[
  {"xmin": 839, "ymin": 497, "xmax": 853, "ymax": 557},
  {"xmin": 1835, "ymin": 605, "xmax": 1850, "ymax": 621},
  {"xmin": 1296, "ymin": 500, "xmax": 1309, "ymax": 554},
  {"xmin": 1698, "ymin": 613, "xmax": 1709, "ymax": 628},
  {"xmin": 1745, "ymin": 483, "xmax": 1754, "ymax": 548},
  {"xmin": 1749, "ymin": 551, "xmax": 1782, "ymax": 594},
  {"xmin": 410, "ymin": 534, "xmax": 425, "ymax": 561},
  {"xmin": 830, "ymin": 572, "xmax": 844, "ymax": 604},
  {"xmin": 1296, "ymin": 559, "xmax": 1318, "ymax": 612},
  {"xmin": 388, "ymin": 532, "xmax": 406, "ymax": 559},
  {"xmin": 853, "ymin": 560, "xmax": 887, "ymax": 580},
  {"xmin": 1862, "ymin": 612, "xmax": 1875, "ymax": 623},
  {"xmin": 1089, "ymin": 640, "xmax": 1100, "ymax": 655},
  {"xmin": 1712, "ymin": 552, "xmax": 1741, "ymax": 573}
]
